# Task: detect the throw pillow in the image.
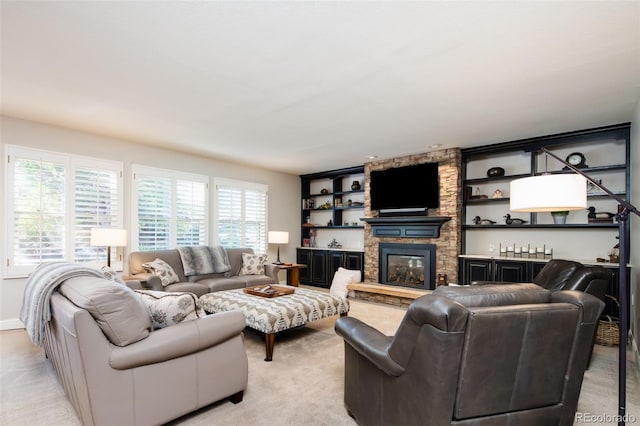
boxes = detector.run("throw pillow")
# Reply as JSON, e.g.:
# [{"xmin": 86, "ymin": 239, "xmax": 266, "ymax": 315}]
[
  {"xmin": 330, "ymin": 267, "xmax": 361, "ymax": 298},
  {"xmin": 101, "ymin": 265, "xmax": 126, "ymax": 285},
  {"xmin": 239, "ymin": 252, "xmax": 268, "ymax": 276},
  {"xmin": 141, "ymin": 258, "xmax": 180, "ymax": 286},
  {"xmin": 134, "ymin": 289, "xmax": 206, "ymax": 329}
]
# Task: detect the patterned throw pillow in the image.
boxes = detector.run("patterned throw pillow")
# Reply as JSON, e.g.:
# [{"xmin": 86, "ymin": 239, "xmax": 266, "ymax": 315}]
[
  {"xmin": 141, "ymin": 258, "xmax": 180, "ymax": 286},
  {"xmin": 101, "ymin": 265, "xmax": 126, "ymax": 285},
  {"xmin": 134, "ymin": 289, "xmax": 206, "ymax": 329},
  {"xmin": 239, "ymin": 253, "xmax": 268, "ymax": 276}
]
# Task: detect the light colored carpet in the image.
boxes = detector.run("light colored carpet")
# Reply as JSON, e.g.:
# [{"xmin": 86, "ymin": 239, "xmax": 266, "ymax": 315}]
[{"xmin": 1, "ymin": 295, "xmax": 639, "ymax": 426}]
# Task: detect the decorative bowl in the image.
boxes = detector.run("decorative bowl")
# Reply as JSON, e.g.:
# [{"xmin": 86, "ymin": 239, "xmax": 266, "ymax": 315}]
[{"xmin": 487, "ymin": 167, "xmax": 505, "ymax": 177}]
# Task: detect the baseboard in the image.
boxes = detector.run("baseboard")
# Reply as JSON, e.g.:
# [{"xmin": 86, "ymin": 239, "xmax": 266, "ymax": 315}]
[{"xmin": 0, "ymin": 318, "xmax": 25, "ymax": 331}]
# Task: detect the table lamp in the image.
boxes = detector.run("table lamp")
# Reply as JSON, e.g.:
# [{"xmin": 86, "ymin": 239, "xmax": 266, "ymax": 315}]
[
  {"xmin": 90, "ymin": 228, "xmax": 127, "ymax": 267},
  {"xmin": 268, "ymin": 231, "xmax": 289, "ymax": 265},
  {"xmin": 510, "ymin": 147, "xmax": 639, "ymax": 425}
]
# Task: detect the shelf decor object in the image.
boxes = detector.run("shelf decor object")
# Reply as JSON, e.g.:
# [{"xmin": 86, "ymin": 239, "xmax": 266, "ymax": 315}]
[
  {"xmin": 268, "ymin": 231, "xmax": 289, "ymax": 265},
  {"xmin": 550, "ymin": 210, "xmax": 569, "ymax": 224},
  {"xmin": 90, "ymin": 228, "xmax": 127, "ymax": 267},
  {"xmin": 510, "ymin": 147, "xmax": 640, "ymax": 425}
]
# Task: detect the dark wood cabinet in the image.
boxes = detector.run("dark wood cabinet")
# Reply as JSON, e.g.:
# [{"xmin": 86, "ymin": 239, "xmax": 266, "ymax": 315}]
[
  {"xmin": 459, "ymin": 256, "xmax": 624, "ymax": 319},
  {"xmin": 494, "ymin": 260, "xmax": 529, "ymax": 282},
  {"xmin": 297, "ymin": 248, "xmax": 364, "ymax": 288},
  {"xmin": 462, "ymin": 258, "xmax": 492, "ymax": 283}
]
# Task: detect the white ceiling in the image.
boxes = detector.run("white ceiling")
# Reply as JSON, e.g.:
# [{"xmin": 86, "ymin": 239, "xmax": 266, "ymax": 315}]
[{"xmin": 1, "ymin": 1, "xmax": 639, "ymax": 175}]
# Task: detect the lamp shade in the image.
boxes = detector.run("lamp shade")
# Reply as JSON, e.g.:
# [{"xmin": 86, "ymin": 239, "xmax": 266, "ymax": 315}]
[
  {"xmin": 510, "ymin": 174, "xmax": 587, "ymax": 212},
  {"xmin": 90, "ymin": 228, "xmax": 128, "ymax": 247},
  {"xmin": 268, "ymin": 231, "xmax": 289, "ymax": 244}
]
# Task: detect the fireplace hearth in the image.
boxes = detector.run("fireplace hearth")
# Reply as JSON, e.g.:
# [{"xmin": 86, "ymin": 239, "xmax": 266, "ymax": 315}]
[{"xmin": 379, "ymin": 242, "xmax": 436, "ymax": 290}]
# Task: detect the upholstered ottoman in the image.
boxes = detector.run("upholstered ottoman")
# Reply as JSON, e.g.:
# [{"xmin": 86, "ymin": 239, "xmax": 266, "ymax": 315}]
[{"xmin": 199, "ymin": 287, "xmax": 349, "ymax": 361}]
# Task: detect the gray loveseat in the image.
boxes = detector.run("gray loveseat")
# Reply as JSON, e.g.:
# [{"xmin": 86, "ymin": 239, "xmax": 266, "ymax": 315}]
[
  {"xmin": 128, "ymin": 247, "xmax": 280, "ymax": 297},
  {"xmin": 45, "ymin": 274, "xmax": 248, "ymax": 425}
]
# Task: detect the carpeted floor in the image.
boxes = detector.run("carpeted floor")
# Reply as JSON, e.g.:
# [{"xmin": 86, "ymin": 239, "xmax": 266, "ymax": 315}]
[{"xmin": 1, "ymin": 295, "xmax": 639, "ymax": 425}]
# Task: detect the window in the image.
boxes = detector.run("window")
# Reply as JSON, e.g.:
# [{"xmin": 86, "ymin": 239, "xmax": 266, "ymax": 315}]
[
  {"xmin": 215, "ymin": 178, "xmax": 268, "ymax": 253},
  {"xmin": 131, "ymin": 165, "xmax": 208, "ymax": 251},
  {"xmin": 5, "ymin": 145, "xmax": 123, "ymax": 276}
]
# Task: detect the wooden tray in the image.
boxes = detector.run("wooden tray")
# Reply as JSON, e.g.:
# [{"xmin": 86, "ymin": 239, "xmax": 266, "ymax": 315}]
[{"xmin": 243, "ymin": 285, "xmax": 295, "ymax": 298}]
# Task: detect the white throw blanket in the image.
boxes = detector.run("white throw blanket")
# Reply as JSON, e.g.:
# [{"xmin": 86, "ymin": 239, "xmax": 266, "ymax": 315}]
[
  {"xmin": 177, "ymin": 246, "xmax": 230, "ymax": 276},
  {"xmin": 20, "ymin": 261, "xmax": 106, "ymax": 346}
]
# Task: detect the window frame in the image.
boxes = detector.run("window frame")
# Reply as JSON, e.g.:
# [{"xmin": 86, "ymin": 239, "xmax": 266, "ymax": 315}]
[
  {"xmin": 130, "ymin": 164, "xmax": 209, "ymax": 252},
  {"xmin": 4, "ymin": 145, "xmax": 124, "ymax": 277},
  {"xmin": 213, "ymin": 177, "xmax": 269, "ymax": 254}
]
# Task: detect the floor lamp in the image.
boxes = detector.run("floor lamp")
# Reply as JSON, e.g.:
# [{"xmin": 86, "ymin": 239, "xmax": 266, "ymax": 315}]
[
  {"xmin": 510, "ymin": 147, "xmax": 639, "ymax": 425},
  {"xmin": 90, "ymin": 228, "xmax": 128, "ymax": 267}
]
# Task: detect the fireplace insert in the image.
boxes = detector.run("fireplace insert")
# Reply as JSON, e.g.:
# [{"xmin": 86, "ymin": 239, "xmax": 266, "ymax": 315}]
[{"xmin": 379, "ymin": 242, "xmax": 436, "ymax": 290}]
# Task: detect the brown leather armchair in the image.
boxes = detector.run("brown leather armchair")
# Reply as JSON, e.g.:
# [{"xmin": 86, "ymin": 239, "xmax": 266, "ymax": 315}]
[{"xmin": 335, "ymin": 284, "xmax": 604, "ymax": 426}]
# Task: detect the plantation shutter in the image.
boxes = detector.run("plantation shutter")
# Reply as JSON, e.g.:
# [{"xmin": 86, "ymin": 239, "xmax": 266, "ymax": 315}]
[
  {"xmin": 73, "ymin": 167, "xmax": 121, "ymax": 263},
  {"xmin": 6, "ymin": 145, "xmax": 124, "ymax": 276},
  {"xmin": 176, "ymin": 180, "xmax": 207, "ymax": 246},
  {"xmin": 244, "ymin": 188, "xmax": 267, "ymax": 252},
  {"xmin": 11, "ymin": 157, "xmax": 66, "ymax": 269},
  {"xmin": 136, "ymin": 175, "xmax": 172, "ymax": 251},
  {"xmin": 131, "ymin": 165, "xmax": 209, "ymax": 251},
  {"xmin": 215, "ymin": 179, "xmax": 268, "ymax": 253}
]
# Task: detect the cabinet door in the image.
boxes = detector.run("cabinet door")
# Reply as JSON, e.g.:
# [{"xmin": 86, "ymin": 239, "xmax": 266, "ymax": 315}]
[
  {"xmin": 462, "ymin": 258, "xmax": 492, "ymax": 284},
  {"xmin": 530, "ymin": 262, "xmax": 546, "ymax": 281},
  {"xmin": 328, "ymin": 252, "xmax": 344, "ymax": 281},
  {"xmin": 344, "ymin": 252, "xmax": 363, "ymax": 276},
  {"xmin": 310, "ymin": 250, "xmax": 329, "ymax": 287},
  {"xmin": 494, "ymin": 260, "xmax": 528, "ymax": 282},
  {"xmin": 296, "ymin": 249, "xmax": 312, "ymax": 284}
]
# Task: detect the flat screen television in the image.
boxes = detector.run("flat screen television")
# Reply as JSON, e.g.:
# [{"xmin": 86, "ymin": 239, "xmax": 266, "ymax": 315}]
[{"xmin": 370, "ymin": 162, "xmax": 440, "ymax": 212}]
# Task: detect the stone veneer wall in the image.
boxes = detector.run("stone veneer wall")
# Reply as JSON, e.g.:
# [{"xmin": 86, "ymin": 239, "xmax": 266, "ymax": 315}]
[{"xmin": 364, "ymin": 148, "xmax": 462, "ymax": 285}]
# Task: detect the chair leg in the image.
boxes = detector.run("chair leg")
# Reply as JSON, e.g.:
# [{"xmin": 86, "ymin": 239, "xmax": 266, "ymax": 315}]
[{"xmin": 229, "ymin": 390, "xmax": 244, "ymax": 404}]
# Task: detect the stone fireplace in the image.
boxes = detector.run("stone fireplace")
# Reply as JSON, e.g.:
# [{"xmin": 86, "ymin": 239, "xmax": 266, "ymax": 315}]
[
  {"xmin": 363, "ymin": 148, "xmax": 462, "ymax": 285},
  {"xmin": 379, "ymin": 242, "xmax": 436, "ymax": 290}
]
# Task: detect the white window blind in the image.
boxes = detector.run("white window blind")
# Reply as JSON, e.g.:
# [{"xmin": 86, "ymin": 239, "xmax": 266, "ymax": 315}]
[
  {"xmin": 73, "ymin": 166, "xmax": 121, "ymax": 263},
  {"xmin": 5, "ymin": 145, "xmax": 123, "ymax": 276},
  {"xmin": 132, "ymin": 165, "xmax": 208, "ymax": 251},
  {"xmin": 215, "ymin": 178, "xmax": 268, "ymax": 253}
]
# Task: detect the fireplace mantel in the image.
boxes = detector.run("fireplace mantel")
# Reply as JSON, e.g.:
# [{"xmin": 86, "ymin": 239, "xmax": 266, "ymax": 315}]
[{"xmin": 361, "ymin": 216, "xmax": 451, "ymax": 238}]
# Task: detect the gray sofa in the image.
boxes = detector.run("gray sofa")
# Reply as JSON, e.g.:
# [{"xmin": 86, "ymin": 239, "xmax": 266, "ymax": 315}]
[
  {"xmin": 44, "ymin": 274, "xmax": 248, "ymax": 425},
  {"xmin": 128, "ymin": 247, "xmax": 281, "ymax": 297}
]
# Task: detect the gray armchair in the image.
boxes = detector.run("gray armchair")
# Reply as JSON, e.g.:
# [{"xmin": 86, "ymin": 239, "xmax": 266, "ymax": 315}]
[{"xmin": 335, "ymin": 284, "xmax": 603, "ymax": 426}]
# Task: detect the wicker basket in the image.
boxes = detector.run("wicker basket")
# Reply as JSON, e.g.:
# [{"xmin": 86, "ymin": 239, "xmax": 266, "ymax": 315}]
[{"xmin": 595, "ymin": 295, "xmax": 620, "ymax": 346}]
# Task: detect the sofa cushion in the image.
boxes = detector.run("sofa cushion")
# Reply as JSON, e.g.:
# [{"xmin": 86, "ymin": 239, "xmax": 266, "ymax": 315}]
[
  {"xmin": 142, "ymin": 258, "xmax": 180, "ymax": 286},
  {"xmin": 59, "ymin": 276, "xmax": 151, "ymax": 346},
  {"xmin": 239, "ymin": 252, "xmax": 268, "ymax": 276},
  {"xmin": 134, "ymin": 290, "xmax": 206, "ymax": 329}
]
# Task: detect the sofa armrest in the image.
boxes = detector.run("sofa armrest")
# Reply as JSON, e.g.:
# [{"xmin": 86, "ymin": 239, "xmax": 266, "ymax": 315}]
[
  {"xmin": 109, "ymin": 310, "xmax": 246, "ymax": 370},
  {"xmin": 265, "ymin": 264, "xmax": 281, "ymax": 281},
  {"xmin": 335, "ymin": 317, "xmax": 404, "ymax": 376},
  {"xmin": 123, "ymin": 274, "xmax": 164, "ymax": 291}
]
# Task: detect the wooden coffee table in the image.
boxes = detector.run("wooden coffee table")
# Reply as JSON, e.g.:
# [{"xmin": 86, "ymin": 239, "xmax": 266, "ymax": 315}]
[{"xmin": 199, "ymin": 287, "xmax": 349, "ymax": 361}]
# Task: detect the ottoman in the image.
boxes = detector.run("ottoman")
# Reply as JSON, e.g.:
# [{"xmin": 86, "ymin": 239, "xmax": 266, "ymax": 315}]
[{"xmin": 200, "ymin": 287, "xmax": 349, "ymax": 361}]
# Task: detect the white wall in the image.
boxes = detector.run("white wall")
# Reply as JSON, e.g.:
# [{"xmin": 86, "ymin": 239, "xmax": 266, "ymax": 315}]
[
  {"xmin": 630, "ymin": 100, "xmax": 640, "ymax": 360},
  {"xmin": 0, "ymin": 116, "xmax": 300, "ymax": 329}
]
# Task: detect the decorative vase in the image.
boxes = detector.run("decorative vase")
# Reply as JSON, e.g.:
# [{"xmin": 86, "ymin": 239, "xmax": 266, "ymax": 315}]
[
  {"xmin": 551, "ymin": 211, "xmax": 569, "ymax": 224},
  {"xmin": 351, "ymin": 180, "xmax": 361, "ymax": 191}
]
